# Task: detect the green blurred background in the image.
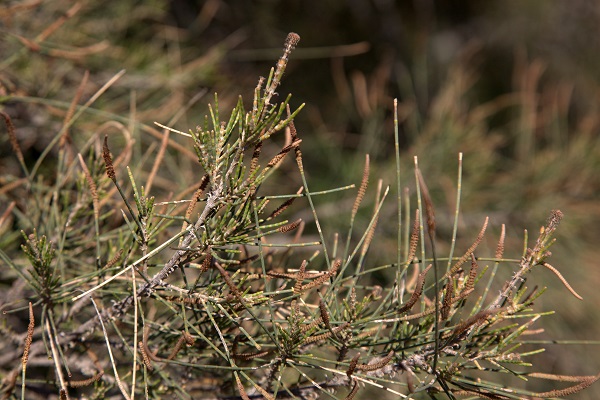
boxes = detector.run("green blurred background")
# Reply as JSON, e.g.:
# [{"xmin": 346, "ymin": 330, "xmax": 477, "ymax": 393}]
[{"xmin": 1, "ymin": 0, "xmax": 599, "ymax": 398}]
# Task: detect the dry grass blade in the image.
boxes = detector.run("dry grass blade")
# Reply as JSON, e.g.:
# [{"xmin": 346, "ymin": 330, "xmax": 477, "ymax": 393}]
[
  {"xmin": 42, "ymin": 42, "xmax": 110, "ymax": 60},
  {"xmin": 146, "ymin": 124, "xmax": 171, "ymax": 193},
  {"xmin": 35, "ymin": 2, "xmax": 82, "ymax": 43},
  {"xmin": 60, "ymin": 70, "xmax": 89, "ymax": 148},
  {"xmin": 0, "ymin": 201, "xmax": 16, "ymax": 229},
  {"xmin": 0, "ymin": 0, "xmax": 42, "ymax": 20},
  {"xmin": 45, "ymin": 318, "xmax": 69, "ymax": 398}
]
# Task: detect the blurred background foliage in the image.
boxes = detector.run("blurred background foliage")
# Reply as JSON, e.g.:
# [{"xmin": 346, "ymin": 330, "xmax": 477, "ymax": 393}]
[{"xmin": 1, "ymin": 0, "xmax": 599, "ymax": 397}]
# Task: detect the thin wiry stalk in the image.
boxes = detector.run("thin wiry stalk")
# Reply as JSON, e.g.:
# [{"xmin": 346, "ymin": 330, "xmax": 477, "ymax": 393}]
[
  {"xmin": 46, "ymin": 318, "xmax": 69, "ymax": 400},
  {"xmin": 393, "ymin": 99, "xmax": 404, "ymax": 304},
  {"xmin": 90, "ymin": 297, "xmax": 131, "ymax": 400},
  {"xmin": 446, "ymin": 153, "xmax": 463, "ymax": 274}
]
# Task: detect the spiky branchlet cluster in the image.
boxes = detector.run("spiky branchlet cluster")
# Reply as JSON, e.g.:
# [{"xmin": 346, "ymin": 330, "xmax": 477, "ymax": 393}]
[{"xmin": 4, "ymin": 32, "xmax": 598, "ymax": 400}]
